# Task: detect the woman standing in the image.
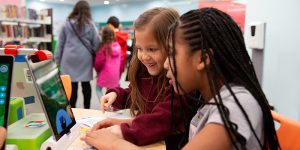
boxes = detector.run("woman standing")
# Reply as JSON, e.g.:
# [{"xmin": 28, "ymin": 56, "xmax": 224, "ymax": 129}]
[{"xmin": 55, "ymin": 0, "xmax": 100, "ymax": 109}]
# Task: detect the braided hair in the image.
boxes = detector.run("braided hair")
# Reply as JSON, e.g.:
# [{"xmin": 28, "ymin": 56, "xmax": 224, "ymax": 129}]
[{"xmin": 167, "ymin": 8, "xmax": 280, "ymax": 149}]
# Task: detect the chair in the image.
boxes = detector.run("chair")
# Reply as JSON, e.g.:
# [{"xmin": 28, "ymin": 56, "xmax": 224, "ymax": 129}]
[
  {"xmin": 272, "ymin": 111, "xmax": 300, "ymax": 150},
  {"xmin": 60, "ymin": 75, "xmax": 72, "ymax": 101}
]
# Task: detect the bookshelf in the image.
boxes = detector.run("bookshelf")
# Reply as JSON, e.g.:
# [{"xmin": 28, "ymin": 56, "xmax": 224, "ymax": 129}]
[{"xmin": 0, "ymin": 5, "xmax": 53, "ymax": 51}]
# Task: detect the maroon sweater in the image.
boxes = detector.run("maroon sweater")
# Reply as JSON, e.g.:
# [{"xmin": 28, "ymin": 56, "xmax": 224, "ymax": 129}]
[{"xmin": 106, "ymin": 71, "xmax": 193, "ymax": 146}]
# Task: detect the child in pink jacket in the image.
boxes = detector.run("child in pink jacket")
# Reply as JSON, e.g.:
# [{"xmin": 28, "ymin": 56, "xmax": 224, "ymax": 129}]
[{"xmin": 94, "ymin": 26, "xmax": 121, "ymax": 99}]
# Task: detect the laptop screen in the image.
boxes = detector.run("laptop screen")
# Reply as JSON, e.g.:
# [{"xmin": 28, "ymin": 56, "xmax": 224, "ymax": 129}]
[{"xmin": 25, "ymin": 55, "xmax": 76, "ymax": 141}]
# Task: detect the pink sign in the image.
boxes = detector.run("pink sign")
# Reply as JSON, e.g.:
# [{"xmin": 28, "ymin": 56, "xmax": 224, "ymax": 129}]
[
  {"xmin": 0, "ymin": 0, "xmax": 22, "ymax": 7},
  {"xmin": 199, "ymin": 1, "xmax": 246, "ymax": 32}
]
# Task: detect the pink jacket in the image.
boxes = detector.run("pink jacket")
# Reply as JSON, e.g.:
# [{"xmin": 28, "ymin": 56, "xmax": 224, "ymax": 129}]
[{"xmin": 94, "ymin": 42, "xmax": 121, "ymax": 88}]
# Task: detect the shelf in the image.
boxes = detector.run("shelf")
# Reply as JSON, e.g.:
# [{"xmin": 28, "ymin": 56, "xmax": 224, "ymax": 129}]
[
  {"xmin": 0, "ymin": 37, "xmax": 52, "ymax": 43},
  {"xmin": 0, "ymin": 8, "xmax": 53, "ymax": 51},
  {"xmin": 0, "ymin": 18, "xmax": 51, "ymax": 25}
]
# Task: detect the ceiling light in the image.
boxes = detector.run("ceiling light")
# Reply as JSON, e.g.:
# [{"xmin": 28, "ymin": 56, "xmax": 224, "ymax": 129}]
[
  {"xmin": 40, "ymin": 0, "xmax": 45, "ymax": 1},
  {"xmin": 60, "ymin": 0, "xmax": 64, "ymax": 1},
  {"xmin": 104, "ymin": 0, "xmax": 110, "ymax": 5}
]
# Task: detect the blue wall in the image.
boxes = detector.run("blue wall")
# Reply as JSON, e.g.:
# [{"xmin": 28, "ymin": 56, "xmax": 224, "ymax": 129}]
[{"xmin": 244, "ymin": 0, "xmax": 300, "ymax": 120}]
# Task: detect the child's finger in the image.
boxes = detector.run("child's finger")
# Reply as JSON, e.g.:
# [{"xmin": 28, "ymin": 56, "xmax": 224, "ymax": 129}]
[
  {"xmin": 106, "ymin": 98, "xmax": 114, "ymax": 106},
  {"xmin": 100, "ymin": 98, "xmax": 108, "ymax": 113},
  {"xmin": 91, "ymin": 122, "xmax": 101, "ymax": 131},
  {"xmin": 100, "ymin": 102, "xmax": 106, "ymax": 113}
]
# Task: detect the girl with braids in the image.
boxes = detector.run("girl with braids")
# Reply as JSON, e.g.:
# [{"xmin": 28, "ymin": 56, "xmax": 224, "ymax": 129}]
[
  {"xmin": 164, "ymin": 8, "xmax": 280, "ymax": 149},
  {"xmin": 83, "ymin": 7, "xmax": 280, "ymax": 150},
  {"xmin": 84, "ymin": 7, "xmax": 196, "ymax": 148}
]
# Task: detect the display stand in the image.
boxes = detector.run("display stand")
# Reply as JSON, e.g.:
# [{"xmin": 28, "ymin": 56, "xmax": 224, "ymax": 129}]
[
  {"xmin": 0, "ymin": 45, "xmax": 38, "ymax": 56},
  {"xmin": 2, "ymin": 45, "xmax": 80, "ymax": 149},
  {"xmin": 0, "ymin": 45, "xmax": 49, "ymax": 114},
  {"xmin": 5, "ymin": 144, "xmax": 18, "ymax": 150},
  {"xmin": 40, "ymin": 123, "xmax": 80, "ymax": 150}
]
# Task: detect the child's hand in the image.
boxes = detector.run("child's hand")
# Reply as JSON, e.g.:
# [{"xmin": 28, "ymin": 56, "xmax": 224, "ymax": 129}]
[
  {"xmin": 100, "ymin": 92, "xmax": 117, "ymax": 113},
  {"xmin": 91, "ymin": 118, "xmax": 124, "ymax": 132},
  {"xmin": 81, "ymin": 129, "xmax": 120, "ymax": 150},
  {"xmin": 106, "ymin": 125, "xmax": 124, "ymax": 139},
  {"xmin": 81, "ymin": 128, "xmax": 142, "ymax": 150},
  {"xmin": 0, "ymin": 127, "xmax": 6, "ymax": 149}
]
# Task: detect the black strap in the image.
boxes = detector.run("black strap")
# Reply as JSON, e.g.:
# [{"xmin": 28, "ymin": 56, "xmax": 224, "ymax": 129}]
[{"xmin": 69, "ymin": 20, "xmax": 95, "ymax": 57}]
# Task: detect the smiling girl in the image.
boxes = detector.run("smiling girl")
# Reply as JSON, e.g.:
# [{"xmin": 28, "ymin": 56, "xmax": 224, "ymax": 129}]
[{"xmin": 87, "ymin": 7, "xmax": 196, "ymax": 148}]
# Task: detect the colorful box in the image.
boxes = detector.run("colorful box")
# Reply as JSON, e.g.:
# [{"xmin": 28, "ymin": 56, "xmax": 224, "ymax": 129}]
[
  {"xmin": 6, "ymin": 113, "xmax": 51, "ymax": 150},
  {"xmin": 9, "ymin": 97, "xmax": 25, "ymax": 125}
]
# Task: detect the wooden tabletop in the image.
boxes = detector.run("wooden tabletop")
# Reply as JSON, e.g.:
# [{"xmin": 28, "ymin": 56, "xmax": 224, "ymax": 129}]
[{"xmin": 69, "ymin": 108, "xmax": 166, "ymax": 150}]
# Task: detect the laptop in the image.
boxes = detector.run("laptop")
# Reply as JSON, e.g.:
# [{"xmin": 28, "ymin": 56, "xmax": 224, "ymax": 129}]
[
  {"xmin": 25, "ymin": 55, "xmax": 76, "ymax": 141},
  {"xmin": 0, "ymin": 49, "xmax": 43, "ymax": 114},
  {"xmin": 0, "ymin": 55, "xmax": 14, "ymax": 150}
]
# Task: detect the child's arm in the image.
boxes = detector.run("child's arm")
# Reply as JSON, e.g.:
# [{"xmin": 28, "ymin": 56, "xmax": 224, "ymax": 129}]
[
  {"xmin": 100, "ymin": 92, "xmax": 118, "ymax": 112},
  {"xmin": 118, "ymin": 87, "xmax": 193, "ymax": 146},
  {"xmin": 106, "ymin": 86, "xmax": 131, "ymax": 109},
  {"xmin": 183, "ymin": 123, "xmax": 231, "ymax": 150},
  {"xmin": 184, "ymin": 87, "xmax": 263, "ymax": 149},
  {"xmin": 91, "ymin": 118, "xmax": 133, "ymax": 131}
]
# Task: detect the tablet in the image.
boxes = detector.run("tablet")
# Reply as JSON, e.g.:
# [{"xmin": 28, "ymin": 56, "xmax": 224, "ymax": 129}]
[
  {"xmin": 0, "ymin": 55, "xmax": 14, "ymax": 150},
  {"xmin": 25, "ymin": 55, "xmax": 76, "ymax": 141}
]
